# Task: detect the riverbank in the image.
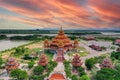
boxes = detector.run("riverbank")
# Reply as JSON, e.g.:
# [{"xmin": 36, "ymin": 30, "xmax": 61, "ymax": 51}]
[{"xmin": 0, "ymin": 40, "xmax": 43, "ymax": 62}]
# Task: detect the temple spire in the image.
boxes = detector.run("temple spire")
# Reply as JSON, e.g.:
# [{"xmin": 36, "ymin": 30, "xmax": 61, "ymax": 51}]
[
  {"xmin": 59, "ymin": 25, "xmax": 64, "ymax": 34},
  {"xmin": 60, "ymin": 25, "xmax": 62, "ymax": 31}
]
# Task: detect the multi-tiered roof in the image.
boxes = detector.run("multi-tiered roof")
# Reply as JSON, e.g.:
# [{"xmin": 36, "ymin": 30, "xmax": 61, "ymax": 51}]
[
  {"xmin": 38, "ymin": 53, "xmax": 48, "ymax": 66},
  {"xmin": 5, "ymin": 57, "xmax": 19, "ymax": 73},
  {"xmin": 100, "ymin": 58, "xmax": 114, "ymax": 69},
  {"xmin": 44, "ymin": 27, "xmax": 79, "ymax": 51},
  {"xmin": 71, "ymin": 54, "xmax": 83, "ymax": 67},
  {"xmin": 50, "ymin": 27, "xmax": 72, "ymax": 48}
]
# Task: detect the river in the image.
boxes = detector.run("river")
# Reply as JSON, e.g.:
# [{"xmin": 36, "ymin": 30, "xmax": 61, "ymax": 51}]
[{"xmin": 0, "ymin": 40, "xmax": 30, "ymax": 51}]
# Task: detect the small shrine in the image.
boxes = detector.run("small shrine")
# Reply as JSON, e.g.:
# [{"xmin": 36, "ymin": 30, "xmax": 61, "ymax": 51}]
[
  {"xmin": 73, "ymin": 40, "xmax": 79, "ymax": 49},
  {"xmin": 100, "ymin": 58, "xmax": 114, "ymax": 69},
  {"xmin": 44, "ymin": 39, "xmax": 50, "ymax": 48},
  {"xmin": 71, "ymin": 54, "xmax": 83, "ymax": 67},
  {"xmin": 38, "ymin": 53, "xmax": 48, "ymax": 67},
  {"xmin": 5, "ymin": 57, "xmax": 19, "ymax": 73}
]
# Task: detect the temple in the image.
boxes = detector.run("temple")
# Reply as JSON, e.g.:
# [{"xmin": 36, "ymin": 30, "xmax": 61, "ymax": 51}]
[
  {"xmin": 71, "ymin": 54, "xmax": 83, "ymax": 67},
  {"xmin": 38, "ymin": 53, "xmax": 48, "ymax": 67},
  {"xmin": 5, "ymin": 57, "xmax": 19, "ymax": 73},
  {"xmin": 44, "ymin": 27, "xmax": 79, "ymax": 62},
  {"xmin": 99, "ymin": 58, "xmax": 114, "ymax": 69}
]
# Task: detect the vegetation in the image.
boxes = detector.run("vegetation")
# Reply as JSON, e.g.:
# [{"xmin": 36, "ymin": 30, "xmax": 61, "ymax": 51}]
[
  {"xmin": 33, "ymin": 66, "xmax": 44, "ymax": 75},
  {"xmin": 0, "ymin": 57, "xmax": 3, "ymax": 68},
  {"xmin": 12, "ymin": 47, "xmax": 31, "ymax": 58},
  {"xmin": 0, "ymin": 35, "xmax": 7, "ymax": 40},
  {"xmin": 78, "ymin": 67, "xmax": 86, "ymax": 76},
  {"xmin": 115, "ymin": 62, "xmax": 120, "ymax": 71},
  {"xmin": 47, "ymin": 61, "xmax": 57, "ymax": 76},
  {"xmin": 85, "ymin": 58, "xmax": 96, "ymax": 70},
  {"xmin": 28, "ymin": 61, "xmax": 35, "ymax": 69},
  {"xmin": 80, "ymin": 75, "xmax": 90, "ymax": 80},
  {"xmin": 68, "ymin": 47, "xmax": 89, "ymax": 57},
  {"xmin": 111, "ymin": 51, "xmax": 120, "ymax": 60},
  {"xmin": 10, "ymin": 69, "xmax": 28, "ymax": 80},
  {"xmin": 96, "ymin": 37, "xmax": 117, "ymax": 41},
  {"xmin": 29, "ymin": 75, "xmax": 45, "ymax": 80},
  {"xmin": 44, "ymin": 49, "xmax": 54, "ymax": 60},
  {"xmin": 63, "ymin": 61, "xmax": 72, "ymax": 78},
  {"xmin": 71, "ymin": 75, "xmax": 78, "ymax": 80},
  {"xmin": 95, "ymin": 68, "xmax": 120, "ymax": 80}
]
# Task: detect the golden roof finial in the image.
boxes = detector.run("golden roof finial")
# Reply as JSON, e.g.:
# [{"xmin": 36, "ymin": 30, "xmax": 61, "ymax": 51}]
[
  {"xmin": 59, "ymin": 25, "xmax": 64, "ymax": 34},
  {"xmin": 60, "ymin": 25, "xmax": 62, "ymax": 31}
]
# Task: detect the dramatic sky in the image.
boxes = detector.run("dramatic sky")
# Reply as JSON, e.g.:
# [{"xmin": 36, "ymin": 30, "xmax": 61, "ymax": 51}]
[{"xmin": 0, "ymin": 0, "xmax": 120, "ymax": 29}]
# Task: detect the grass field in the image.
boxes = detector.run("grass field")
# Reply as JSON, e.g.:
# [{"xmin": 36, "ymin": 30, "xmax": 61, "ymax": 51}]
[{"xmin": 68, "ymin": 47, "xmax": 89, "ymax": 57}]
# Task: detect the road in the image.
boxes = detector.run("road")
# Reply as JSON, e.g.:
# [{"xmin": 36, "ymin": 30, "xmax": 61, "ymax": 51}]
[{"xmin": 80, "ymin": 42, "xmax": 114, "ymax": 62}]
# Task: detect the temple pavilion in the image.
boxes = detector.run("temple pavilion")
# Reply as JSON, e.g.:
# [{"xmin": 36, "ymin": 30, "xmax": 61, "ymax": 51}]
[
  {"xmin": 100, "ymin": 58, "xmax": 114, "ymax": 69},
  {"xmin": 44, "ymin": 27, "xmax": 79, "ymax": 51},
  {"xmin": 44, "ymin": 27, "xmax": 79, "ymax": 62},
  {"xmin": 71, "ymin": 54, "xmax": 83, "ymax": 67},
  {"xmin": 5, "ymin": 57, "xmax": 19, "ymax": 73},
  {"xmin": 38, "ymin": 53, "xmax": 48, "ymax": 67}
]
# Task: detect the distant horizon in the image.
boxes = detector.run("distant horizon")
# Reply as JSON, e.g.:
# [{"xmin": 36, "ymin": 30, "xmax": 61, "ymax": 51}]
[{"xmin": 0, "ymin": 27, "xmax": 120, "ymax": 31}]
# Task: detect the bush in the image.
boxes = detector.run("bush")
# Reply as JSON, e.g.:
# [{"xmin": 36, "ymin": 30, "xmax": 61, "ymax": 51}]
[
  {"xmin": 33, "ymin": 66, "xmax": 44, "ymax": 75},
  {"xmin": 29, "ymin": 75, "xmax": 45, "ymax": 80},
  {"xmin": 0, "ymin": 57, "xmax": 3, "ymax": 68},
  {"xmin": 28, "ymin": 61, "xmax": 34, "ymax": 69},
  {"xmin": 111, "ymin": 51, "xmax": 120, "ymax": 60},
  {"xmin": 85, "ymin": 58, "xmax": 96, "ymax": 70},
  {"xmin": 95, "ymin": 68, "xmax": 120, "ymax": 80},
  {"xmin": 46, "ymin": 61, "xmax": 57, "ymax": 76},
  {"xmin": 80, "ymin": 75, "xmax": 90, "ymax": 80},
  {"xmin": 10, "ymin": 69, "xmax": 28, "ymax": 80},
  {"xmin": 63, "ymin": 61, "xmax": 71, "ymax": 78},
  {"xmin": 78, "ymin": 67, "xmax": 86, "ymax": 76},
  {"xmin": 115, "ymin": 62, "xmax": 120, "ymax": 71},
  {"xmin": 71, "ymin": 75, "xmax": 78, "ymax": 80}
]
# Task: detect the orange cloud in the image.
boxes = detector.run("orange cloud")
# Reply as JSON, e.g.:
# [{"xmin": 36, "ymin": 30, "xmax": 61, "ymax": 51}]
[{"xmin": 0, "ymin": 0, "xmax": 120, "ymax": 29}]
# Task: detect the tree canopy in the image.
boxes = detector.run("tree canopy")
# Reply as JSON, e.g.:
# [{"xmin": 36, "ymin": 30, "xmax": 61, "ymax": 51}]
[
  {"xmin": 10, "ymin": 69, "xmax": 28, "ymax": 80},
  {"xmin": 95, "ymin": 68, "xmax": 120, "ymax": 80}
]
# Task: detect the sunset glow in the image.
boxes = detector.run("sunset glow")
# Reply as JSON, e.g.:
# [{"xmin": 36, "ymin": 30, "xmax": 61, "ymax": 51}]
[{"xmin": 0, "ymin": 0, "xmax": 120, "ymax": 29}]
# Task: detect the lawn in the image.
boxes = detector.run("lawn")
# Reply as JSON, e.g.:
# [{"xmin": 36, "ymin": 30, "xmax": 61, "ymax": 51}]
[
  {"xmin": 78, "ymin": 47, "xmax": 89, "ymax": 56},
  {"xmin": 45, "ymin": 50, "xmax": 54, "ymax": 61},
  {"xmin": 68, "ymin": 47, "xmax": 89, "ymax": 57}
]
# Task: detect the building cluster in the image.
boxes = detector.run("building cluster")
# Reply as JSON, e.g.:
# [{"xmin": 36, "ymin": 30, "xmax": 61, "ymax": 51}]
[{"xmin": 44, "ymin": 27, "xmax": 79, "ymax": 62}]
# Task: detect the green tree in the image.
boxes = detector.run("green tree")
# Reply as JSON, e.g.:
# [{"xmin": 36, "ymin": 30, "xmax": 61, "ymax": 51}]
[
  {"xmin": 29, "ymin": 75, "xmax": 44, "ymax": 80},
  {"xmin": 63, "ymin": 61, "xmax": 71, "ymax": 77},
  {"xmin": 95, "ymin": 68, "xmax": 120, "ymax": 80},
  {"xmin": 28, "ymin": 61, "xmax": 34, "ymax": 69},
  {"xmin": 0, "ymin": 57, "xmax": 3, "ymax": 68},
  {"xmin": 85, "ymin": 58, "xmax": 96, "ymax": 70},
  {"xmin": 80, "ymin": 75, "xmax": 90, "ymax": 80},
  {"xmin": 115, "ymin": 62, "xmax": 120, "ymax": 71},
  {"xmin": 33, "ymin": 66, "xmax": 44, "ymax": 75},
  {"xmin": 71, "ymin": 75, "xmax": 78, "ymax": 80},
  {"xmin": 78, "ymin": 67, "xmax": 86, "ymax": 76},
  {"xmin": 10, "ymin": 69, "xmax": 28, "ymax": 80},
  {"xmin": 111, "ymin": 51, "xmax": 120, "ymax": 60}
]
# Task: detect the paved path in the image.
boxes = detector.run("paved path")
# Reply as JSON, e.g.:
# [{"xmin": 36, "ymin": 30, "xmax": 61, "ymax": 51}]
[
  {"xmin": 54, "ymin": 62, "xmax": 65, "ymax": 72},
  {"xmin": 80, "ymin": 42, "xmax": 113, "ymax": 62}
]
